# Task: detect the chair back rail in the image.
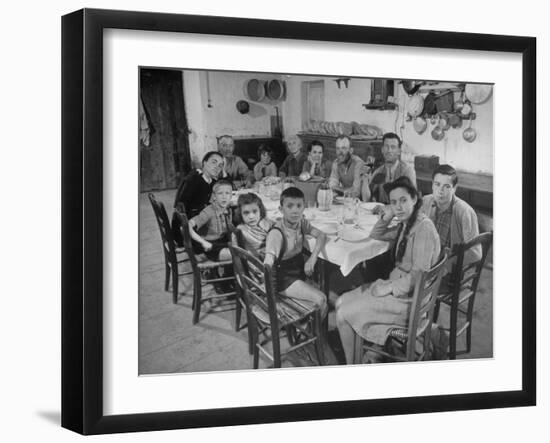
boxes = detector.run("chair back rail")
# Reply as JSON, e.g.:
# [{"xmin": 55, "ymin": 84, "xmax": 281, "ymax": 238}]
[
  {"xmin": 449, "ymin": 232, "xmax": 493, "ymax": 296},
  {"xmin": 437, "ymin": 231, "xmax": 493, "ymax": 359},
  {"xmin": 148, "ymin": 193, "xmax": 178, "ymax": 262},
  {"xmin": 172, "ymin": 205, "xmax": 201, "ymax": 268},
  {"xmin": 406, "ymin": 253, "xmax": 448, "ymax": 360},
  {"xmin": 229, "ymin": 244, "xmax": 282, "ymax": 331}
]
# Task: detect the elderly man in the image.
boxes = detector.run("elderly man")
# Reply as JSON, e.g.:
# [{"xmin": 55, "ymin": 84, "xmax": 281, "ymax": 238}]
[
  {"xmin": 328, "ymin": 135, "xmax": 364, "ymax": 197},
  {"xmin": 279, "ymin": 135, "xmax": 307, "ymax": 177},
  {"xmin": 421, "ymin": 164, "xmax": 481, "ymax": 266},
  {"xmin": 363, "ymin": 132, "xmax": 416, "ymax": 203},
  {"xmin": 217, "ymin": 135, "xmax": 253, "ymax": 186}
]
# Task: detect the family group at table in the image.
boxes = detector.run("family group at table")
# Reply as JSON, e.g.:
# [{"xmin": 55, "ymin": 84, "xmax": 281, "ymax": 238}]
[{"xmin": 171, "ymin": 132, "xmax": 481, "ymax": 364}]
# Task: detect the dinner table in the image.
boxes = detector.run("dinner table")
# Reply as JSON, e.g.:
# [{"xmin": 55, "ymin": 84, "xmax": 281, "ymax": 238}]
[{"xmin": 231, "ymin": 178, "xmax": 392, "ymax": 294}]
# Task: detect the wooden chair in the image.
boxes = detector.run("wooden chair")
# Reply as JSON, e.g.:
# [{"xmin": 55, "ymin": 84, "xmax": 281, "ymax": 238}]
[
  {"xmin": 172, "ymin": 208, "xmax": 241, "ymax": 327},
  {"xmin": 229, "ymin": 244, "xmax": 325, "ymax": 369},
  {"xmin": 230, "ymin": 229, "xmax": 258, "ymax": 355},
  {"xmin": 362, "ymin": 253, "xmax": 448, "ymax": 362},
  {"xmin": 148, "ymin": 193, "xmax": 192, "ymax": 304},
  {"xmin": 434, "ymin": 231, "xmax": 493, "ymax": 359}
]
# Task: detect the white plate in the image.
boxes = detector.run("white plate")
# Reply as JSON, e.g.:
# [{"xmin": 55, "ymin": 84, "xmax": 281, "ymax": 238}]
[
  {"xmin": 337, "ymin": 226, "xmax": 370, "ymax": 242},
  {"xmin": 312, "ymin": 221, "xmax": 340, "ymax": 235}
]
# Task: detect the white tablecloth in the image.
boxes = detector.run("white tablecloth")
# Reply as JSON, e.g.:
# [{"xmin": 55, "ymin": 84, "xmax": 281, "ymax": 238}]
[{"xmin": 232, "ymin": 190, "xmax": 390, "ymax": 276}]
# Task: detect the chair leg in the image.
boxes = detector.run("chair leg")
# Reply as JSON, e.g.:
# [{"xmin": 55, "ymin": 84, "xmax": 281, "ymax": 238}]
[
  {"xmin": 449, "ymin": 294, "xmax": 458, "ymax": 360},
  {"xmin": 433, "ymin": 298, "xmax": 441, "ymax": 323},
  {"xmin": 252, "ymin": 322, "xmax": 260, "ymax": 368},
  {"xmin": 272, "ymin": 327, "xmax": 282, "ymax": 368},
  {"xmin": 234, "ymin": 292, "xmax": 242, "ymax": 332},
  {"xmin": 243, "ymin": 306, "xmax": 254, "ymax": 355},
  {"xmin": 313, "ymin": 312, "xmax": 326, "ymax": 366},
  {"xmin": 171, "ymin": 266, "xmax": 179, "ymax": 304},
  {"xmin": 192, "ymin": 273, "xmax": 202, "ymax": 325},
  {"xmin": 164, "ymin": 263, "xmax": 171, "ymax": 292},
  {"xmin": 465, "ymin": 297, "xmax": 476, "ymax": 354}
]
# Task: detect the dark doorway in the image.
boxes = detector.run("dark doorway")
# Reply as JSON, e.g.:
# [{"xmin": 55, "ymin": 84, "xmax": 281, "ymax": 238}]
[{"xmin": 139, "ymin": 68, "xmax": 191, "ymax": 191}]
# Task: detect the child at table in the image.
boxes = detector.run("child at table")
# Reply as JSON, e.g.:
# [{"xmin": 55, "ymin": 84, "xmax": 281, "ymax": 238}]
[
  {"xmin": 188, "ymin": 180, "xmax": 234, "ymax": 261},
  {"xmin": 253, "ymin": 144, "xmax": 278, "ymax": 182},
  {"xmin": 234, "ymin": 193, "xmax": 273, "ymax": 258},
  {"xmin": 264, "ymin": 187, "xmax": 328, "ymax": 318}
]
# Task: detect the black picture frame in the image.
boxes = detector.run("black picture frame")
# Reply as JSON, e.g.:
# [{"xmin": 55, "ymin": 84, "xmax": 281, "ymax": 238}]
[{"xmin": 61, "ymin": 8, "xmax": 536, "ymax": 435}]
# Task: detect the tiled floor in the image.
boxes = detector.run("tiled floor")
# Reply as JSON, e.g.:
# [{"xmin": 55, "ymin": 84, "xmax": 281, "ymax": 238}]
[{"xmin": 139, "ymin": 189, "xmax": 493, "ymax": 374}]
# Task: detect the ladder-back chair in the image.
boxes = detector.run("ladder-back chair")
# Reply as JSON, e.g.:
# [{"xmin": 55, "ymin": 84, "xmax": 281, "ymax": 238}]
[
  {"xmin": 148, "ymin": 193, "xmax": 192, "ymax": 303},
  {"xmin": 434, "ymin": 231, "xmax": 493, "ymax": 359},
  {"xmin": 173, "ymin": 208, "xmax": 241, "ymax": 327},
  {"xmin": 362, "ymin": 253, "xmax": 448, "ymax": 362},
  {"xmin": 229, "ymin": 244, "xmax": 325, "ymax": 369}
]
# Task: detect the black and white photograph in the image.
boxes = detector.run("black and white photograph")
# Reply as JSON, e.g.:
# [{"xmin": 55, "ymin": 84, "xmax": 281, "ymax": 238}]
[
  {"xmin": 3, "ymin": 0, "xmax": 546, "ymax": 439},
  {"xmin": 139, "ymin": 68, "xmax": 494, "ymax": 374}
]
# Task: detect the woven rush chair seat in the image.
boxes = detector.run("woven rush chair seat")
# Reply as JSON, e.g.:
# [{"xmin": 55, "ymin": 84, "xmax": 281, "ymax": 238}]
[{"xmin": 250, "ymin": 294, "xmax": 317, "ymax": 329}]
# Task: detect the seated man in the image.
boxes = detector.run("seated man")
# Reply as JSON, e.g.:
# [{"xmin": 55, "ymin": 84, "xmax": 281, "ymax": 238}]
[
  {"xmin": 279, "ymin": 135, "xmax": 307, "ymax": 178},
  {"xmin": 328, "ymin": 135, "xmax": 364, "ymax": 198},
  {"xmin": 421, "ymin": 164, "xmax": 482, "ymax": 267},
  {"xmin": 363, "ymin": 132, "xmax": 416, "ymax": 203},
  {"xmin": 217, "ymin": 135, "xmax": 253, "ymax": 187}
]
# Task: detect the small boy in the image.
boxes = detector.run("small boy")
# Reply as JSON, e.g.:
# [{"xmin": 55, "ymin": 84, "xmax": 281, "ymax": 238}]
[
  {"xmin": 264, "ymin": 187, "xmax": 328, "ymax": 318},
  {"xmin": 253, "ymin": 144, "xmax": 278, "ymax": 181},
  {"xmin": 188, "ymin": 180, "xmax": 234, "ymax": 261}
]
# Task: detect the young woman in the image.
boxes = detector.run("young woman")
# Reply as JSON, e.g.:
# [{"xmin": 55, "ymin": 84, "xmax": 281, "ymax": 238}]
[
  {"xmin": 335, "ymin": 176, "xmax": 441, "ymax": 364},
  {"xmin": 301, "ymin": 140, "xmax": 332, "ymax": 179}
]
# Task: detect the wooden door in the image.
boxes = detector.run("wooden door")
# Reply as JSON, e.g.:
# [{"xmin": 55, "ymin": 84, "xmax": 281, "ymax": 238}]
[
  {"xmin": 139, "ymin": 68, "xmax": 191, "ymax": 191},
  {"xmin": 301, "ymin": 80, "xmax": 325, "ymax": 129}
]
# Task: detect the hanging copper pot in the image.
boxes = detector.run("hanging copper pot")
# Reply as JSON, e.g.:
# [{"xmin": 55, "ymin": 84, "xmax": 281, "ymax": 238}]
[
  {"xmin": 401, "ymin": 80, "xmax": 422, "ymax": 95},
  {"xmin": 406, "ymin": 94, "xmax": 425, "ymax": 118},
  {"xmin": 413, "ymin": 116, "xmax": 428, "ymax": 134},
  {"xmin": 465, "ymin": 83, "xmax": 493, "ymax": 104},
  {"xmin": 438, "ymin": 113, "xmax": 451, "ymax": 130},
  {"xmin": 463, "ymin": 118, "xmax": 477, "ymax": 143},
  {"xmin": 431, "ymin": 126, "xmax": 445, "ymax": 141},
  {"xmin": 449, "ymin": 113, "xmax": 462, "ymax": 128},
  {"xmin": 236, "ymin": 100, "xmax": 250, "ymax": 114}
]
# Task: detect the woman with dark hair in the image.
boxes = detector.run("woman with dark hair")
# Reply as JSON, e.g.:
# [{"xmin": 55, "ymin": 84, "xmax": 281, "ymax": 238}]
[
  {"xmin": 301, "ymin": 140, "xmax": 332, "ymax": 179},
  {"xmin": 172, "ymin": 151, "xmax": 223, "ymax": 246},
  {"xmin": 335, "ymin": 176, "xmax": 441, "ymax": 364},
  {"xmin": 253, "ymin": 144, "xmax": 277, "ymax": 181}
]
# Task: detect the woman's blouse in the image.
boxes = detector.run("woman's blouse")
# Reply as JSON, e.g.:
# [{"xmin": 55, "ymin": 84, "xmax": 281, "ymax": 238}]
[{"xmin": 370, "ymin": 213, "xmax": 441, "ymax": 297}]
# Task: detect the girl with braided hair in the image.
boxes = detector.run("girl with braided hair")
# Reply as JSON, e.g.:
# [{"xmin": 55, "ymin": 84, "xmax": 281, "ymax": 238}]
[{"xmin": 335, "ymin": 176, "xmax": 441, "ymax": 364}]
